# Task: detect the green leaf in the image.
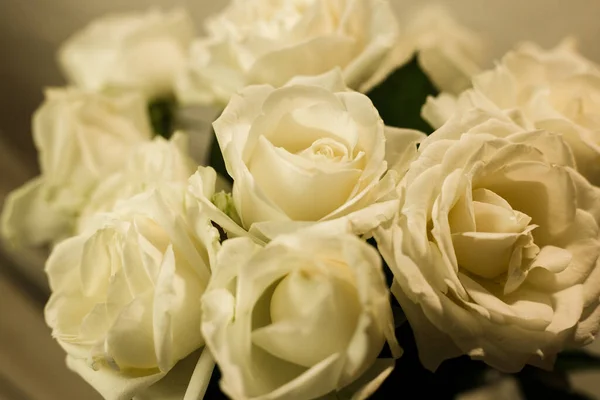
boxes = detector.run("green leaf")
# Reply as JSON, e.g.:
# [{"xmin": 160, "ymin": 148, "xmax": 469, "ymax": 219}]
[
  {"xmin": 366, "ymin": 56, "xmax": 438, "ymax": 133},
  {"xmin": 148, "ymin": 97, "xmax": 177, "ymax": 138},
  {"xmin": 555, "ymin": 350, "xmax": 600, "ymax": 372},
  {"xmin": 212, "ymin": 191, "xmax": 241, "ymax": 225}
]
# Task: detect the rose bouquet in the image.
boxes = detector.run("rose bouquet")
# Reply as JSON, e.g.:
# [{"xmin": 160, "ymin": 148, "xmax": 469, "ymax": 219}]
[{"xmin": 3, "ymin": 1, "xmax": 600, "ymax": 399}]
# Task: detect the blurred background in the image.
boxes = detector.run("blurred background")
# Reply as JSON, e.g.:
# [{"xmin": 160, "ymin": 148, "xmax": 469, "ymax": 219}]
[{"xmin": 1, "ymin": 1, "xmax": 599, "ymax": 399}]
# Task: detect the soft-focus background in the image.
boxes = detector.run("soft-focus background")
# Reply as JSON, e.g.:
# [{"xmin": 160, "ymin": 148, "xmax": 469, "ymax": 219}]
[{"xmin": 1, "ymin": 1, "xmax": 599, "ymax": 399}]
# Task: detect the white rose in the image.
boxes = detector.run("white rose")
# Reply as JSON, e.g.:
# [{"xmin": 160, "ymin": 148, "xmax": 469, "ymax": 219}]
[
  {"xmin": 77, "ymin": 132, "xmax": 196, "ymax": 231},
  {"xmin": 197, "ymin": 70, "xmax": 424, "ymax": 241},
  {"xmin": 1, "ymin": 88, "xmax": 151, "ymax": 246},
  {"xmin": 175, "ymin": 0, "xmax": 399, "ymax": 106},
  {"xmin": 364, "ymin": 4, "xmax": 485, "ymax": 95},
  {"xmin": 59, "ymin": 9, "xmax": 194, "ymax": 99},
  {"xmin": 201, "ymin": 231, "xmax": 400, "ymax": 400},
  {"xmin": 376, "ymin": 109, "xmax": 600, "ymax": 372},
  {"xmin": 45, "ymin": 171, "xmax": 221, "ymax": 400},
  {"xmin": 423, "ymin": 39, "xmax": 600, "ymax": 184}
]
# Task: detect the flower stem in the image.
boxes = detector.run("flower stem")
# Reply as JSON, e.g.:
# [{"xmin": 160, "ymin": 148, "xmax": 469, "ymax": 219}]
[{"xmin": 183, "ymin": 347, "xmax": 215, "ymax": 400}]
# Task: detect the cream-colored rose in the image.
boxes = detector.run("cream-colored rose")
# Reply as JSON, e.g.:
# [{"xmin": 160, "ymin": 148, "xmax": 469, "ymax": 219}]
[
  {"xmin": 1, "ymin": 88, "xmax": 151, "ymax": 246},
  {"xmin": 197, "ymin": 70, "xmax": 424, "ymax": 241},
  {"xmin": 59, "ymin": 8, "xmax": 194, "ymax": 99},
  {"xmin": 423, "ymin": 39, "xmax": 600, "ymax": 184},
  {"xmin": 45, "ymin": 171, "xmax": 221, "ymax": 400},
  {"xmin": 77, "ymin": 132, "xmax": 196, "ymax": 231},
  {"xmin": 175, "ymin": 0, "xmax": 399, "ymax": 106},
  {"xmin": 365, "ymin": 4, "xmax": 485, "ymax": 95},
  {"xmin": 376, "ymin": 109, "xmax": 600, "ymax": 372},
  {"xmin": 201, "ymin": 231, "xmax": 400, "ymax": 400}
]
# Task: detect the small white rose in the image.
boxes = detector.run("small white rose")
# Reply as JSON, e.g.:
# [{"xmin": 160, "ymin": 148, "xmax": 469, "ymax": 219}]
[
  {"xmin": 59, "ymin": 8, "xmax": 194, "ymax": 99},
  {"xmin": 423, "ymin": 39, "xmax": 600, "ymax": 184},
  {"xmin": 201, "ymin": 231, "xmax": 400, "ymax": 400},
  {"xmin": 376, "ymin": 109, "xmax": 600, "ymax": 372},
  {"xmin": 191, "ymin": 70, "xmax": 424, "ymax": 241},
  {"xmin": 176, "ymin": 0, "xmax": 399, "ymax": 106},
  {"xmin": 77, "ymin": 132, "xmax": 197, "ymax": 232},
  {"xmin": 1, "ymin": 88, "xmax": 151, "ymax": 246},
  {"xmin": 45, "ymin": 179, "xmax": 220, "ymax": 400}
]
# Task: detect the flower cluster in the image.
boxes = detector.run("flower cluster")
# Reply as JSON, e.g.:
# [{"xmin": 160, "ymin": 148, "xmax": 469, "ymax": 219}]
[{"xmin": 3, "ymin": 1, "xmax": 600, "ymax": 399}]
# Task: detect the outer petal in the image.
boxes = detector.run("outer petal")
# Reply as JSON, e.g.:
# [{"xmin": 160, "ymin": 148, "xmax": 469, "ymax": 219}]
[
  {"xmin": 335, "ymin": 359, "xmax": 395, "ymax": 400},
  {"xmin": 249, "ymin": 36, "xmax": 356, "ymax": 88},
  {"xmin": 1, "ymin": 177, "xmax": 71, "ymax": 246},
  {"xmin": 421, "ymin": 93, "xmax": 459, "ymax": 129},
  {"xmin": 213, "ymin": 85, "xmax": 275, "ymax": 179},
  {"xmin": 67, "ymin": 356, "xmax": 165, "ymax": 400},
  {"xmin": 408, "ymin": 4, "xmax": 485, "ymax": 94},
  {"xmin": 153, "ymin": 245, "xmax": 204, "ymax": 372},
  {"xmin": 285, "ymin": 68, "xmax": 349, "ymax": 93},
  {"xmin": 343, "ymin": 0, "xmax": 399, "ymax": 91},
  {"xmin": 134, "ymin": 350, "xmax": 210, "ymax": 400},
  {"xmin": 391, "ymin": 281, "xmax": 462, "ymax": 371},
  {"xmin": 383, "ymin": 127, "xmax": 426, "ymax": 174}
]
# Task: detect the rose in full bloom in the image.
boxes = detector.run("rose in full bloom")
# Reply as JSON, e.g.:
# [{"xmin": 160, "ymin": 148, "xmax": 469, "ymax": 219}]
[
  {"xmin": 77, "ymin": 132, "xmax": 196, "ymax": 231},
  {"xmin": 197, "ymin": 70, "xmax": 423, "ymax": 241},
  {"xmin": 365, "ymin": 4, "xmax": 485, "ymax": 95},
  {"xmin": 201, "ymin": 230, "xmax": 400, "ymax": 400},
  {"xmin": 376, "ymin": 108, "xmax": 600, "ymax": 372},
  {"xmin": 45, "ymin": 169, "xmax": 221, "ymax": 400},
  {"xmin": 59, "ymin": 9, "xmax": 194, "ymax": 99},
  {"xmin": 422, "ymin": 40, "xmax": 600, "ymax": 184},
  {"xmin": 1, "ymin": 89, "xmax": 151, "ymax": 246},
  {"xmin": 175, "ymin": 0, "xmax": 399, "ymax": 106}
]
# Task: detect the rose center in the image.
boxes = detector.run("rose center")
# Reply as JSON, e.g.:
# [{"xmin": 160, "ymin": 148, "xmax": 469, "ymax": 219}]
[
  {"xmin": 449, "ymin": 188, "xmax": 540, "ymax": 281},
  {"xmin": 297, "ymin": 138, "xmax": 350, "ymax": 163},
  {"xmin": 252, "ymin": 267, "xmax": 360, "ymax": 368}
]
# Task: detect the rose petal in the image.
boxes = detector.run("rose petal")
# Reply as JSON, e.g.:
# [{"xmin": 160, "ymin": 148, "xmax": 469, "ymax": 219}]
[
  {"xmin": 252, "ymin": 269, "xmax": 360, "ymax": 368},
  {"xmin": 421, "ymin": 93, "xmax": 459, "ymax": 129},
  {"xmin": 135, "ymin": 350, "xmax": 209, "ymax": 400},
  {"xmin": 285, "ymin": 68, "xmax": 348, "ymax": 92},
  {"xmin": 248, "ymin": 136, "xmax": 361, "ymax": 221},
  {"xmin": 213, "ymin": 84, "xmax": 275, "ymax": 176},
  {"xmin": 106, "ymin": 292, "xmax": 157, "ymax": 370},
  {"xmin": 249, "ymin": 36, "xmax": 356, "ymax": 88},
  {"xmin": 390, "ymin": 281, "xmax": 462, "ymax": 372},
  {"xmin": 478, "ymin": 161, "xmax": 577, "ymax": 244},
  {"xmin": 67, "ymin": 356, "xmax": 165, "ymax": 400},
  {"xmin": 153, "ymin": 245, "xmax": 204, "ymax": 372},
  {"xmin": 545, "ymin": 285, "xmax": 584, "ymax": 334},
  {"xmin": 459, "ymin": 272, "xmax": 553, "ymax": 330},
  {"xmin": 383, "ymin": 127, "xmax": 426, "ymax": 174},
  {"xmin": 1, "ymin": 177, "xmax": 72, "ymax": 246}
]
